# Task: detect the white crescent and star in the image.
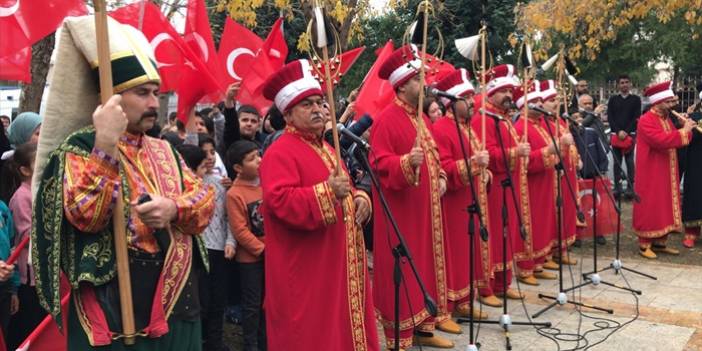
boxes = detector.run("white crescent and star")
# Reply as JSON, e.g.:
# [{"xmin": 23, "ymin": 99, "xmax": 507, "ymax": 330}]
[
  {"xmin": 150, "ymin": 33, "xmax": 177, "ymax": 68},
  {"xmin": 185, "ymin": 32, "xmax": 209, "ymax": 63},
  {"xmin": 226, "ymin": 47, "xmax": 255, "ymax": 81},
  {"xmin": 0, "ymin": 0, "xmax": 20, "ymax": 18}
]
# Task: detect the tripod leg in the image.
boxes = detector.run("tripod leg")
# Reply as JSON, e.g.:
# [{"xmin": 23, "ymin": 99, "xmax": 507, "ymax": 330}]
[{"xmin": 619, "ymin": 266, "xmax": 658, "ymax": 280}]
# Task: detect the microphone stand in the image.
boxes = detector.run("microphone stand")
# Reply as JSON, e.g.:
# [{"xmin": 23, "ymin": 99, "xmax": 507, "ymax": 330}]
[
  {"xmin": 579, "ymin": 127, "xmax": 657, "ymax": 281},
  {"xmin": 353, "ymin": 144, "xmax": 438, "ymax": 351},
  {"xmin": 448, "ymin": 112, "xmax": 488, "ymax": 351},
  {"xmin": 484, "ymin": 114, "xmax": 551, "ymax": 351},
  {"xmin": 532, "ymin": 115, "xmax": 614, "ymax": 318}
]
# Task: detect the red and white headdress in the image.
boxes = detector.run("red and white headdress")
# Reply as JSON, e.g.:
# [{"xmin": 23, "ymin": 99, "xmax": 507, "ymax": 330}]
[
  {"xmin": 513, "ymin": 80, "xmax": 541, "ymax": 109},
  {"xmin": 643, "ymin": 81, "xmax": 675, "ymax": 106},
  {"xmin": 263, "ymin": 59, "xmax": 323, "ymax": 112},
  {"xmin": 484, "ymin": 64, "xmax": 518, "ymax": 96},
  {"xmin": 434, "ymin": 68, "xmax": 475, "ymax": 106},
  {"xmin": 539, "ymin": 80, "xmax": 558, "ymax": 101},
  {"xmin": 378, "ymin": 44, "xmax": 424, "ymax": 89}
]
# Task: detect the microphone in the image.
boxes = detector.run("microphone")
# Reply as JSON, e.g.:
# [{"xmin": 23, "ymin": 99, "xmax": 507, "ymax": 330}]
[
  {"xmin": 560, "ymin": 112, "xmax": 582, "ymax": 128},
  {"xmin": 578, "ymin": 108, "xmax": 599, "ymax": 118},
  {"xmin": 479, "ymin": 108, "xmax": 505, "ymax": 121},
  {"xmin": 527, "ymin": 103, "xmax": 555, "ymax": 117},
  {"xmin": 427, "ymin": 87, "xmax": 460, "ymax": 101},
  {"xmin": 338, "ymin": 114, "xmax": 373, "ymax": 149},
  {"xmin": 338, "ymin": 123, "xmax": 370, "ymax": 149}
]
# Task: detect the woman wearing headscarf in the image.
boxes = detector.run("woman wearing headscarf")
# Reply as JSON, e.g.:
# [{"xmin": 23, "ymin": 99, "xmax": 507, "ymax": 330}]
[{"xmin": 8, "ymin": 112, "xmax": 42, "ymax": 147}]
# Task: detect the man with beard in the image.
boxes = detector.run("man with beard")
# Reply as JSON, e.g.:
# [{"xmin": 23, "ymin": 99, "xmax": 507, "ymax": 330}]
[
  {"xmin": 633, "ymin": 81, "xmax": 696, "ymax": 259},
  {"xmin": 540, "ymin": 80, "xmax": 580, "ymax": 264},
  {"xmin": 370, "ymin": 44, "xmax": 457, "ymax": 350},
  {"xmin": 569, "ymin": 79, "xmax": 597, "ymax": 113},
  {"xmin": 470, "ymin": 64, "xmax": 530, "ymax": 306},
  {"xmin": 432, "ymin": 69, "xmax": 493, "ymax": 321},
  {"xmin": 32, "ymin": 16, "xmax": 216, "ymax": 350},
  {"xmin": 259, "ymin": 59, "xmax": 378, "ymax": 350},
  {"xmin": 513, "ymin": 81, "xmax": 561, "ymax": 284}
]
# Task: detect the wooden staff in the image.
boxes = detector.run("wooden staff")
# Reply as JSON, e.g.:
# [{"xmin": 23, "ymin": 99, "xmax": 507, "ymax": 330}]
[
  {"xmin": 312, "ymin": 6, "xmax": 342, "ymax": 174},
  {"xmin": 480, "ymin": 26, "xmax": 487, "ymax": 149},
  {"xmin": 412, "ymin": 0, "xmax": 431, "ymax": 184},
  {"xmin": 93, "ymin": 0, "xmax": 136, "ymax": 345},
  {"xmin": 521, "ymin": 66, "xmax": 529, "ymax": 143}
]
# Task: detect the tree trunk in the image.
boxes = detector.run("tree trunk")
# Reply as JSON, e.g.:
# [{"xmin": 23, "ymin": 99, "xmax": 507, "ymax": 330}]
[{"xmin": 19, "ymin": 34, "xmax": 55, "ymax": 113}]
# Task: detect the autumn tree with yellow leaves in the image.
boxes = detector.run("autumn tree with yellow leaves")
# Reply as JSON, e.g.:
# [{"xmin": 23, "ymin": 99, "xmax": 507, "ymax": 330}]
[
  {"xmin": 215, "ymin": 0, "xmax": 376, "ymax": 51},
  {"xmin": 516, "ymin": 0, "xmax": 702, "ymax": 82}
]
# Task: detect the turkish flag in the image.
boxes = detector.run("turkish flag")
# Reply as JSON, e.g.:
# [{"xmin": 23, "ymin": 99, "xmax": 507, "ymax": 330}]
[
  {"xmin": 354, "ymin": 40, "xmax": 395, "ymax": 120},
  {"xmin": 0, "ymin": 46, "xmax": 30, "ymax": 82},
  {"xmin": 576, "ymin": 177, "xmax": 618, "ymax": 239},
  {"xmin": 111, "ymin": 1, "xmax": 220, "ymax": 122},
  {"xmin": 218, "ymin": 18, "xmax": 263, "ymax": 85},
  {"xmin": 15, "ymin": 275, "xmax": 71, "ymax": 351},
  {"xmin": 0, "ymin": 0, "xmax": 87, "ymax": 58},
  {"xmin": 237, "ymin": 17, "xmax": 288, "ymax": 115},
  {"xmin": 184, "ymin": 0, "xmax": 223, "ymax": 101},
  {"xmin": 111, "ymin": 1, "xmax": 187, "ymax": 92}
]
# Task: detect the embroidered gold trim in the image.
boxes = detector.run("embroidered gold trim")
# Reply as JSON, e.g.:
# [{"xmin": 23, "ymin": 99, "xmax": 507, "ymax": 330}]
[
  {"xmin": 400, "ymin": 154, "xmax": 419, "ymax": 186},
  {"xmin": 313, "ymin": 182, "xmax": 338, "ymax": 225}
]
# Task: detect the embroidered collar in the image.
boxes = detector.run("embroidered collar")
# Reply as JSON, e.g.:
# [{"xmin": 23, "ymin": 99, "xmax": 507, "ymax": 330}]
[
  {"xmin": 485, "ymin": 101, "xmax": 508, "ymax": 116},
  {"xmin": 120, "ymin": 132, "xmax": 143, "ymax": 147},
  {"xmin": 395, "ymin": 97, "xmax": 418, "ymax": 116},
  {"xmin": 285, "ymin": 125, "xmax": 323, "ymax": 146}
]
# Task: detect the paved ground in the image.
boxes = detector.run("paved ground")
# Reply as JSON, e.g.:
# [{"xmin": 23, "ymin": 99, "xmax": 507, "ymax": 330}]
[
  {"xmin": 223, "ymin": 201, "xmax": 702, "ymax": 350},
  {"xmin": 397, "ymin": 255, "xmax": 702, "ymax": 350}
]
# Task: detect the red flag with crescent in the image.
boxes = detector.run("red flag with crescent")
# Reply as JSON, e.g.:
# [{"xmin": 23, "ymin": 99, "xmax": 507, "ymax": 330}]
[
  {"xmin": 0, "ymin": 0, "xmax": 87, "ymax": 58},
  {"xmin": 217, "ymin": 18, "xmax": 264, "ymax": 85},
  {"xmin": 576, "ymin": 177, "xmax": 618, "ymax": 239},
  {"xmin": 111, "ymin": 1, "xmax": 221, "ymax": 122},
  {"xmin": 237, "ymin": 17, "xmax": 288, "ymax": 116},
  {"xmin": 184, "ymin": 0, "xmax": 224, "ymax": 101}
]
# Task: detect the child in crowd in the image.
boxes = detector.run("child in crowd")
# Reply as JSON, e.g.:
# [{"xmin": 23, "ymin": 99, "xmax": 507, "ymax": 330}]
[
  {"xmin": 226, "ymin": 140, "xmax": 266, "ymax": 351},
  {"xmin": 0, "ymin": 199, "xmax": 18, "ymax": 340},
  {"xmin": 177, "ymin": 141, "xmax": 236, "ymax": 351},
  {"xmin": 199, "ymin": 135, "xmax": 236, "ymax": 351},
  {"xmin": 1, "ymin": 143, "xmax": 44, "ymax": 350}
]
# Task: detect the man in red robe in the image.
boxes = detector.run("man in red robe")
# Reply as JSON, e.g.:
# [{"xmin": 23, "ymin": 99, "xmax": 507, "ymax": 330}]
[
  {"xmin": 540, "ymin": 80, "xmax": 579, "ymax": 268},
  {"xmin": 260, "ymin": 60, "xmax": 379, "ymax": 350},
  {"xmin": 371, "ymin": 45, "xmax": 457, "ymax": 350},
  {"xmin": 633, "ymin": 81, "xmax": 696, "ymax": 259},
  {"xmin": 470, "ymin": 64, "xmax": 529, "ymax": 306},
  {"xmin": 433, "ymin": 69, "xmax": 492, "ymax": 320},
  {"xmin": 513, "ymin": 81, "xmax": 559, "ymax": 284}
]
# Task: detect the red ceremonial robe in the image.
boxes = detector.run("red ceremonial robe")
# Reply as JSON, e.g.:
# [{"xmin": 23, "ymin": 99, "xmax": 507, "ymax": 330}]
[
  {"xmin": 543, "ymin": 118, "xmax": 579, "ymax": 250},
  {"xmin": 514, "ymin": 115, "xmax": 557, "ymax": 275},
  {"xmin": 633, "ymin": 110, "xmax": 692, "ymax": 246},
  {"xmin": 434, "ymin": 114, "xmax": 493, "ymax": 309},
  {"xmin": 370, "ymin": 98, "xmax": 449, "ymax": 349},
  {"xmin": 260, "ymin": 126, "xmax": 379, "ymax": 351},
  {"xmin": 470, "ymin": 102, "xmax": 528, "ymax": 294}
]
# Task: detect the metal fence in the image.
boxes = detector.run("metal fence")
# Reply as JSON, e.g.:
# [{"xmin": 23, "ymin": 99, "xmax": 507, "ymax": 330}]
[{"xmin": 592, "ymin": 75, "xmax": 702, "ymax": 112}]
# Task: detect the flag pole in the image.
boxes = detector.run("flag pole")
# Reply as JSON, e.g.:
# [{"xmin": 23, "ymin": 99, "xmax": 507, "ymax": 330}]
[{"xmin": 93, "ymin": 0, "xmax": 136, "ymax": 345}]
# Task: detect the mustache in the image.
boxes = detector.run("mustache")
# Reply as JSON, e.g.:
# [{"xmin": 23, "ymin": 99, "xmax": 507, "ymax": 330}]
[{"xmin": 140, "ymin": 110, "xmax": 158, "ymax": 120}]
